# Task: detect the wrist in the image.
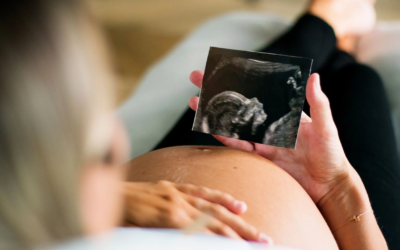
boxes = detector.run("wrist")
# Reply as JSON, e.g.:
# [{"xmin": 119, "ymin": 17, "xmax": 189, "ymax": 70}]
[{"xmin": 318, "ymin": 168, "xmax": 372, "ymax": 231}]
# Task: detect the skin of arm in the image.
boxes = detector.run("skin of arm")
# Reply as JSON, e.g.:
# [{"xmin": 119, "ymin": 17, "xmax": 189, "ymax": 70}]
[
  {"xmin": 318, "ymin": 168, "xmax": 388, "ymax": 250},
  {"xmin": 188, "ymin": 71, "xmax": 388, "ymax": 250}
]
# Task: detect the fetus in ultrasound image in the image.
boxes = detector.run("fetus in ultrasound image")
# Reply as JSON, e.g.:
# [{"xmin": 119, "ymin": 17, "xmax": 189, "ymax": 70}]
[
  {"xmin": 192, "ymin": 47, "xmax": 313, "ymax": 149},
  {"xmin": 202, "ymin": 91, "xmax": 267, "ymax": 139}
]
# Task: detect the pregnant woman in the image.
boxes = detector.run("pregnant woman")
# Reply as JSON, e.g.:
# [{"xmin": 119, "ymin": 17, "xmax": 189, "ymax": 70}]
[
  {"xmin": 127, "ymin": 0, "xmax": 399, "ymax": 250},
  {"xmin": 128, "ymin": 75, "xmax": 385, "ymax": 250},
  {"xmin": 0, "ymin": 0, "xmax": 396, "ymax": 250}
]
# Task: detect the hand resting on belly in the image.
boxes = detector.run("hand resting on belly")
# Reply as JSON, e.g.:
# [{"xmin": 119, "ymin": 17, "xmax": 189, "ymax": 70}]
[{"xmin": 126, "ymin": 146, "xmax": 338, "ymax": 250}]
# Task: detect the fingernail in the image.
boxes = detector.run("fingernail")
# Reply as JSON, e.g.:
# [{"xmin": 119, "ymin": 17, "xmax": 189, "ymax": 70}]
[
  {"xmin": 233, "ymin": 200, "xmax": 247, "ymax": 213},
  {"xmin": 258, "ymin": 233, "xmax": 273, "ymax": 245}
]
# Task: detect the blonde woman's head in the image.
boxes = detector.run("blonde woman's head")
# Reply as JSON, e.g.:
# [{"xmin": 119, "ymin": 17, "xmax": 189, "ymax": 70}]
[{"xmin": 0, "ymin": 0, "xmax": 129, "ymax": 249}]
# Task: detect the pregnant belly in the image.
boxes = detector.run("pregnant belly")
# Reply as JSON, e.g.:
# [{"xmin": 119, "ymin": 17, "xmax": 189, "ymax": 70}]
[{"xmin": 127, "ymin": 146, "xmax": 338, "ymax": 250}]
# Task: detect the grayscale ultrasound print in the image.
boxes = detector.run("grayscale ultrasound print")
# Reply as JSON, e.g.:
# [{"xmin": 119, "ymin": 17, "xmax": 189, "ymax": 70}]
[{"xmin": 192, "ymin": 47, "xmax": 313, "ymax": 149}]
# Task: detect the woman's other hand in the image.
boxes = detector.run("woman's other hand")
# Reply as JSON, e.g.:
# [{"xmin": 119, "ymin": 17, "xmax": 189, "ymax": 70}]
[
  {"xmin": 189, "ymin": 71, "xmax": 351, "ymax": 205},
  {"xmin": 123, "ymin": 181, "xmax": 273, "ymax": 244}
]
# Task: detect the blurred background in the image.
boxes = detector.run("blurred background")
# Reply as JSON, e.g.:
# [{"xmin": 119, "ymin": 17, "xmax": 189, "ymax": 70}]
[{"xmin": 87, "ymin": 0, "xmax": 400, "ymax": 104}]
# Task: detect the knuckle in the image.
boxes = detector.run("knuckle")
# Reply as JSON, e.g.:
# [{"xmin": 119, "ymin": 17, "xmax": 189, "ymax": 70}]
[
  {"xmin": 190, "ymin": 197, "xmax": 202, "ymax": 209},
  {"xmin": 221, "ymin": 193, "xmax": 233, "ymax": 202},
  {"xmin": 162, "ymin": 192, "xmax": 181, "ymax": 204},
  {"xmin": 179, "ymin": 184, "xmax": 194, "ymax": 194},
  {"xmin": 199, "ymin": 186, "xmax": 212, "ymax": 197},
  {"xmin": 209, "ymin": 204, "xmax": 225, "ymax": 216},
  {"xmin": 158, "ymin": 185, "xmax": 180, "ymax": 200},
  {"xmin": 169, "ymin": 212, "xmax": 185, "ymax": 227},
  {"xmin": 160, "ymin": 206, "xmax": 185, "ymax": 227},
  {"xmin": 197, "ymin": 186, "xmax": 207, "ymax": 194},
  {"xmin": 320, "ymin": 95, "xmax": 331, "ymax": 107},
  {"xmin": 160, "ymin": 205, "xmax": 176, "ymax": 217},
  {"xmin": 157, "ymin": 180, "xmax": 172, "ymax": 187},
  {"xmin": 246, "ymin": 225, "xmax": 259, "ymax": 239},
  {"xmin": 184, "ymin": 183, "xmax": 196, "ymax": 189},
  {"xmin": 217, "ymin": 224, "xmax": 231, "ymax": 235}
]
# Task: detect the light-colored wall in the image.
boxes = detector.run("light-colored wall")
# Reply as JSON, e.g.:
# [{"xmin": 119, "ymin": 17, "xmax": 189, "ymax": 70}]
[{"xmin": 89, "ymin": 0, "xmax": 400, "ymax": 103}]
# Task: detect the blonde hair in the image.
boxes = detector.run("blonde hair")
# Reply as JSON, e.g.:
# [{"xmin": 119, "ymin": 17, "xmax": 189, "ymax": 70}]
[{"xmin": 0, "ymin": 0, "xmax": 115, "ymax": 249}]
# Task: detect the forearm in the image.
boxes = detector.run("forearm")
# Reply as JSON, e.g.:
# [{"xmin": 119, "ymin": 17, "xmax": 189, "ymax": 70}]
[{"xmin": 318, "ymin": 168, "xmax": 387, "ymax": 250}]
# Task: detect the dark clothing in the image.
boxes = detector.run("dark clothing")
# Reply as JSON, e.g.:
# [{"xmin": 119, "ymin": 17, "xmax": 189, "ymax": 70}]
[{"xmin": 156, "ymin": 14, "xmax": 400, "ymax": 249}]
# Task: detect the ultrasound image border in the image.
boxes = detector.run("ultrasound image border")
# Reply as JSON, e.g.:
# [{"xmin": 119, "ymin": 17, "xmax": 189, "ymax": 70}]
[{"xmin": 192, "ymin": 47, "xmax": 313, "ymax": 149}]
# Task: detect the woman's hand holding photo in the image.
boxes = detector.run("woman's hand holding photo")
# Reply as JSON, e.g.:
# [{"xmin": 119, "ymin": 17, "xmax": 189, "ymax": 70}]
[
  {"xmin": 190, "ymin": 71, "xmax": 350, "ymax": 204},
  {"xmin": 189, "ymin": 70, "xmax": 387, "ymax": 250}
]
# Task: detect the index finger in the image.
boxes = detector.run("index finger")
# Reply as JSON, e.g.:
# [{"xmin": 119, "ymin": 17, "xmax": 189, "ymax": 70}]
[
  {"xmin": 187, "ymin": 197, "xmax": 273, "ymax": 244},
  {"xmin": 174, "ymin": 183, "xmax": 247, "ymax": 214},
  {"xmin": 189, "ymin": 70, "xmax": 204, "ymax": 88},
  {"xmin": 213, "ymin": 135, "xmax": 256, "ymax": 153}
]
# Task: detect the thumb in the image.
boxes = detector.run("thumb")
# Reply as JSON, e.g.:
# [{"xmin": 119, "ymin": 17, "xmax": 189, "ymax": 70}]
[{"xmin": 306, "ymin": 74, "xmax": 336, "ymax": 133}]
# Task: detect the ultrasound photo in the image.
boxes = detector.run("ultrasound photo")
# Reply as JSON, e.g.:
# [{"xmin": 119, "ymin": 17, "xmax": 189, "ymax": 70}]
[{"xmin": 192, "ymin": 47, "xmax": 313, "ymax": 149}]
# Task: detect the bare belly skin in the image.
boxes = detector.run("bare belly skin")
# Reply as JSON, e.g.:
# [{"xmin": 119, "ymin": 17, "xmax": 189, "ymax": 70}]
[{"xmin": 127, "ymin": 146, "xmax": 338, "ymax": 250}]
